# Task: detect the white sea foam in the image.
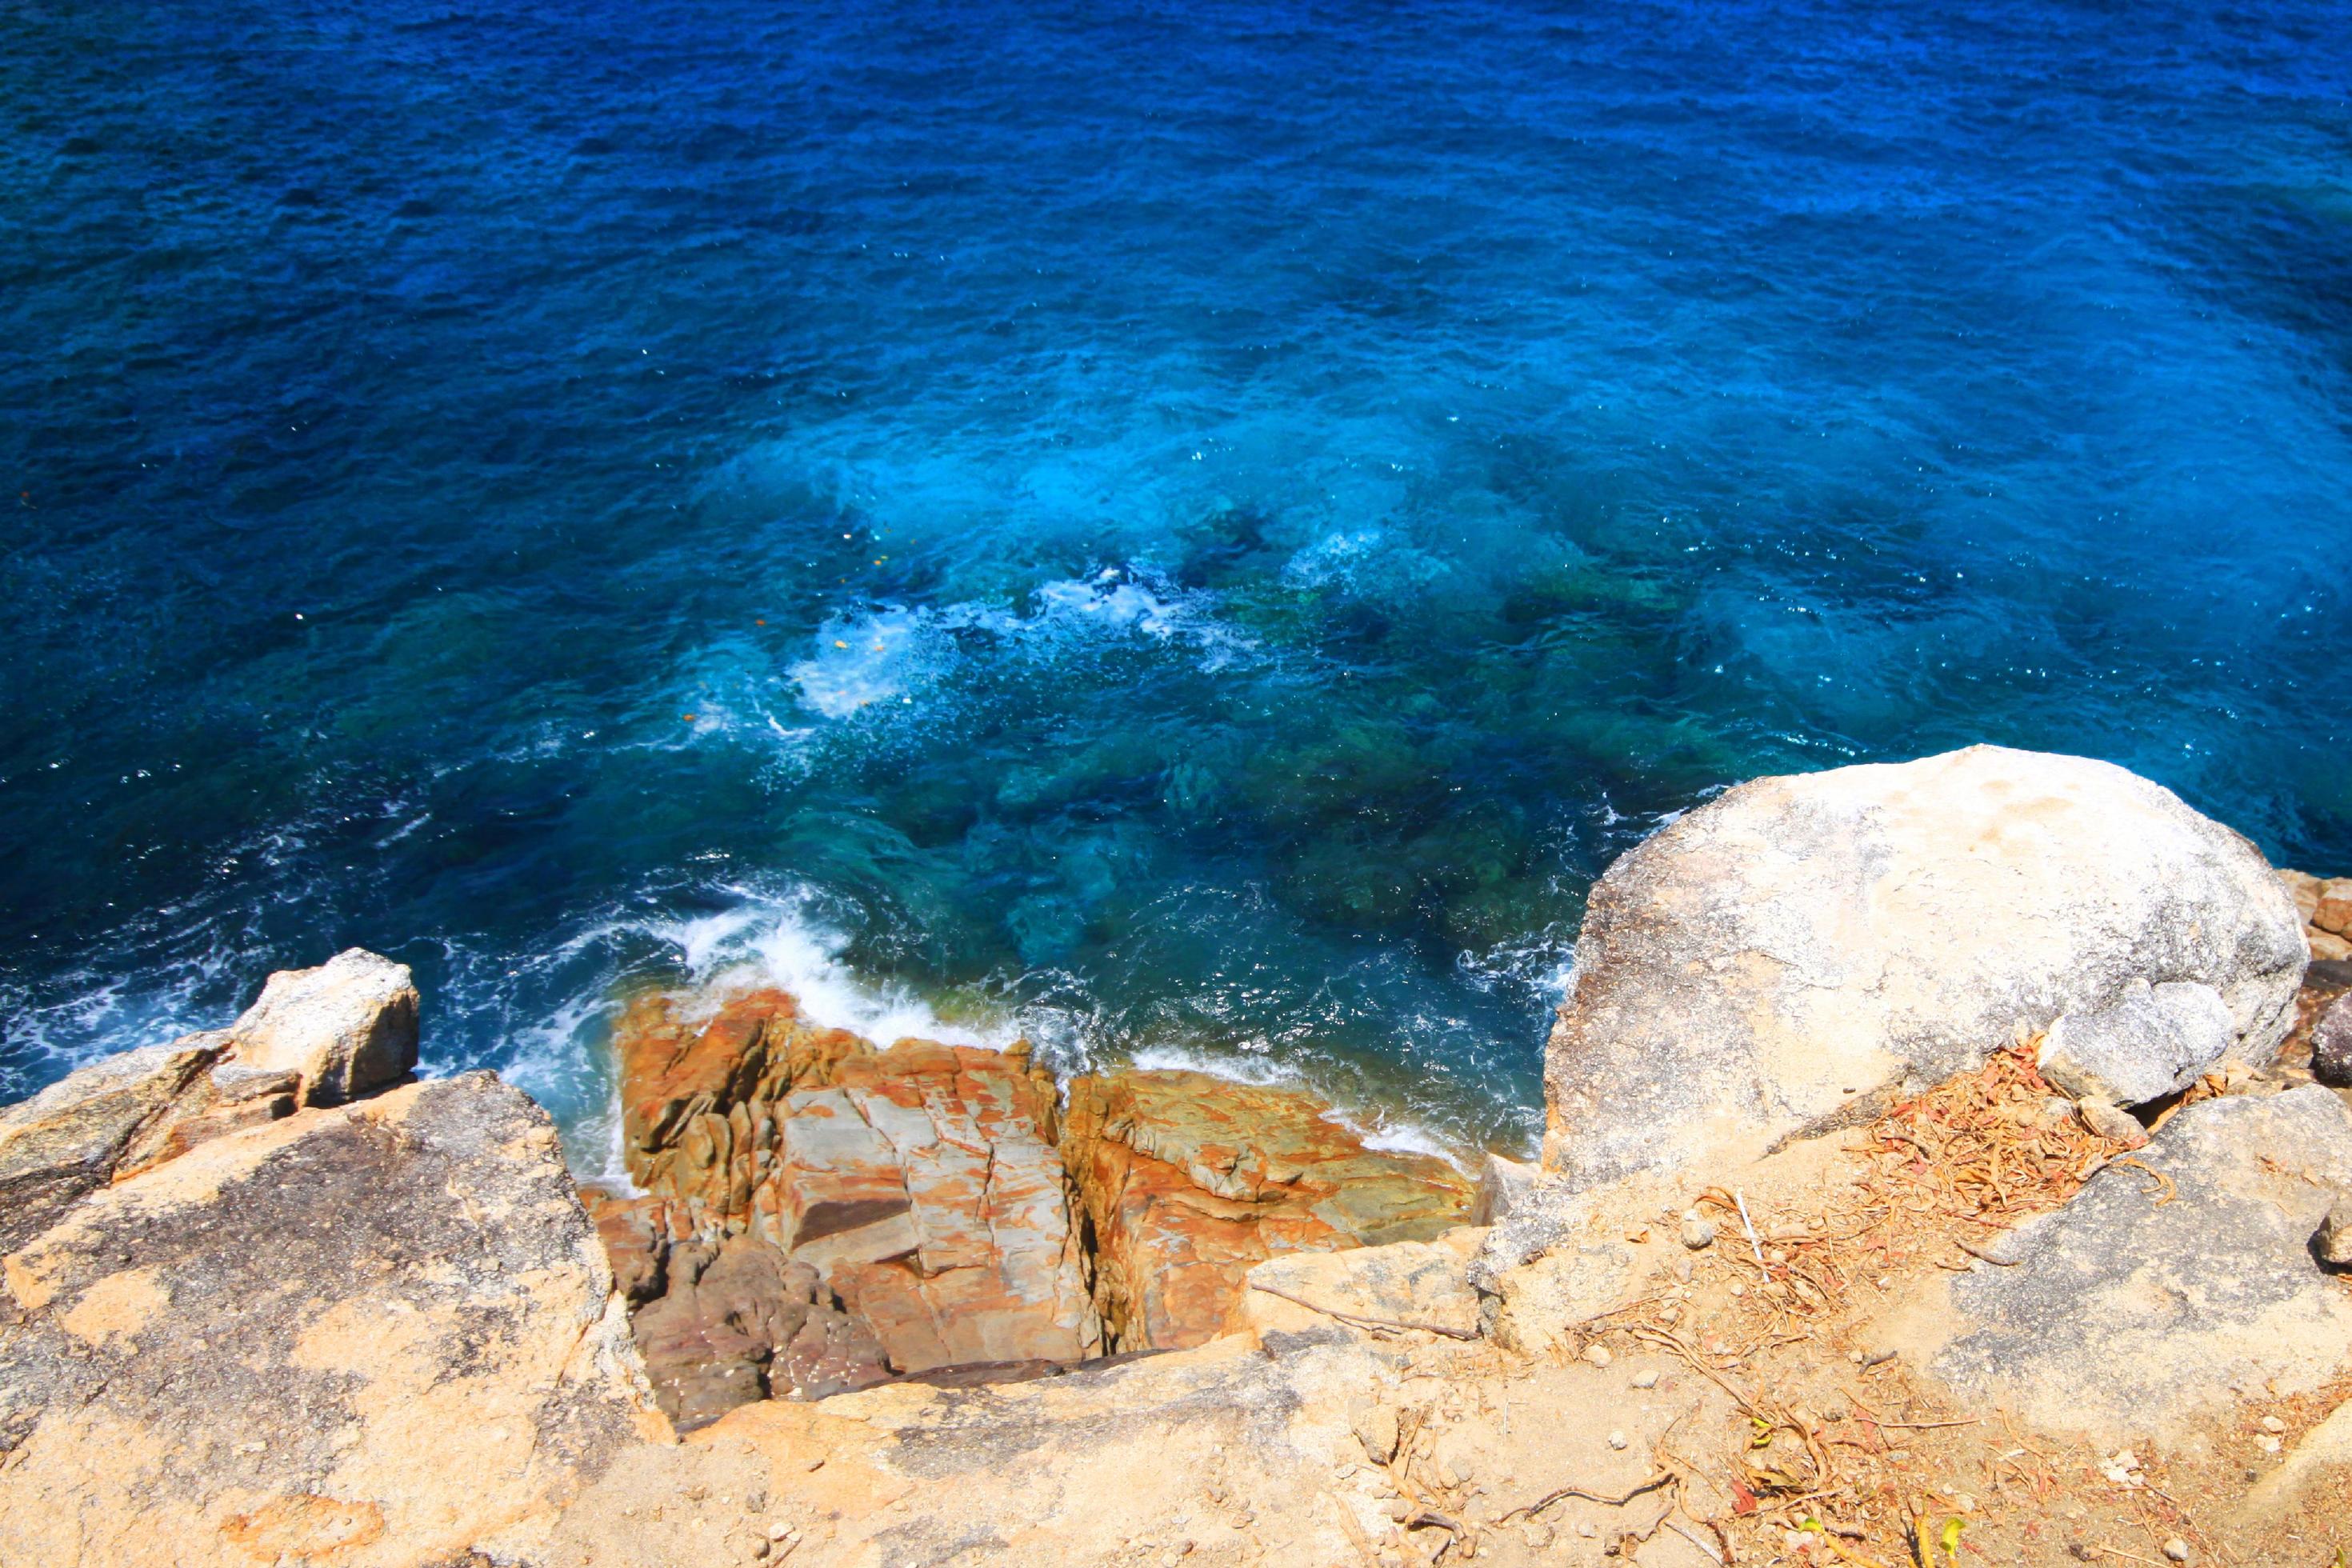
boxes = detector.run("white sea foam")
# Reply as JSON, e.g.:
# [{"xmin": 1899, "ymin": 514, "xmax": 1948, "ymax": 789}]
[
  {"xmin": 1126, "ymin": 1042, "xmax": 1301, "ymax": 1087},
  {"xmin": 640, "ymin": 886, "xmax": 1016, "ymax": 1051},
  {"xmin": 1456, "ymin": 929, "xmax": 1578, "ymax": 1004},
  {"xmin": 786, "ymin": 605, "xmax": 937, "ymax": 718},
  {"xmin": 783, "ymin": 567, "xmax": 1253, "ymax": 722},
  {"xmin": 1281, "ymin": 527, "xmax": 1454, "ymax": 598}
]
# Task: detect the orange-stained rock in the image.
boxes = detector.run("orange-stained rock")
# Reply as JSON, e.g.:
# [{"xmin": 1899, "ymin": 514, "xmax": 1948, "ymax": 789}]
[
  {"xmin": 611, "ymin": 990, "xmax": 1099, "ymax": 1378},
  {"xmin": 578, "ymin": 1188, "xmax": 686, "ymax": 1306},
  {"xmin": 1059, "ymin": 1069, "xmax": 1474, "ymax": 1350}
]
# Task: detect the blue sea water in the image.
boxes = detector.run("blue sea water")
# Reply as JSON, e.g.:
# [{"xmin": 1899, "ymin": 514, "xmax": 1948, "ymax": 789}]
[{"xmin": 6, "ymin": 0, "xmax": 2350, "ymax": 1170}]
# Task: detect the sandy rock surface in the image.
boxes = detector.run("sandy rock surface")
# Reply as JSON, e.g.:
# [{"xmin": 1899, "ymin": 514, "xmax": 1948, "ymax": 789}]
[
  {"xmin": 1234, "ymin": 1228, "xmax": 1486, "ymax": 1340},
  {"xmin": 544, "ymin": 1322, "xmax": 1746, "ymax": 1568},
  {"xmin": 0, "ymin": 1073, "xmax": 662, "ymax": 1568},
  {"xmin": 1544, "ymin": 746, "xmax": 2306, "ymax": 1191}
]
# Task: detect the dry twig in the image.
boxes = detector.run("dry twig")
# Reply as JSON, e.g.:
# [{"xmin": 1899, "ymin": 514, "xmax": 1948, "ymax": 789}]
[{"xmin": 1498, "ymin": 1470, "xmax": 1673, "ymax": 1522}]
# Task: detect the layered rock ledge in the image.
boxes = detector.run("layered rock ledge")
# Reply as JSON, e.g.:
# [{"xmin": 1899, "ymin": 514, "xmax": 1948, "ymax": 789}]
[{"xmin": 602, "ymin": 987, "xmax": 1472, "ymax": 1427}]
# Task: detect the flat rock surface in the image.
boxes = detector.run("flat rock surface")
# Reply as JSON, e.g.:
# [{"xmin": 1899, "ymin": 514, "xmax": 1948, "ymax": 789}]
[
  {"xmin": 1882, "ymin": 1086, "xmax": 2352, "ymax": 1443},
  {"xmin": 1237, "ymin": 1230, "xmax": 1486, "ymax": 1339},
  {"xmin": 1544, "ymin": 746, "xmax": 2306, "ymax": 1191},
  {"xmin": 0, "ymin": 1073, "xmax": 661, "ymax": 1568},
  {"xmin": 544, "ymin": 1326, "xmax": 1744, "ymax": 1568}
]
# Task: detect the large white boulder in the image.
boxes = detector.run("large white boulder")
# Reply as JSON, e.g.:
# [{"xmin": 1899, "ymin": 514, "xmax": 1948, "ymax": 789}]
[{"xmin": 1542, "ymin": 746, "xmax": 2305, "ymax": 1190}]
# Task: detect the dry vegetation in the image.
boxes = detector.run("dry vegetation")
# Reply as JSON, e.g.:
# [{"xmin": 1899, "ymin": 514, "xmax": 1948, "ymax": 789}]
[{"xmin": 1510, "ymin": 1042, "xmax": 2350, "ymax": 1568}]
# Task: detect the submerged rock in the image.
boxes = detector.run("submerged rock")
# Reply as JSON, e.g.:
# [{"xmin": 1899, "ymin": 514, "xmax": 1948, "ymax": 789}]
[
  {"xmin": 1060, "ymin": 1068, "xmax": 1473, "ymax": 1350},
  {"xmin": 0, "ymin": 1073, "xmax": 660, "ymax": 1567},
  {"xmin": 1882, "ymin": 1086, "xmax": 2352, "ymax": 1442},
  {"xmin": 1543, "ymin": 746, "xmax": 2305, "ymax": 1192}
]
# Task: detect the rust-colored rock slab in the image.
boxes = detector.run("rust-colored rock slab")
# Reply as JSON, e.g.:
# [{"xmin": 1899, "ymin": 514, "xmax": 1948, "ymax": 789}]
[
  {"xmin": 1060, "ymin": 1069, "xmax": 1474, "ymax": 1350},
  {"xmin": 612, "ymin": 991, "xmax": 1099, "ymax": 1378}
]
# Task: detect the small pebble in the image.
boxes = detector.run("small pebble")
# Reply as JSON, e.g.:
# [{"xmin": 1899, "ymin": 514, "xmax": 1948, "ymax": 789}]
[
  {"xmin": 1630, "ymin": 1370, "xmax": 1658, "ymax": 1390},
  {"xmin": 2260, "ymin": 1414, "xmax": 2286, "ymax": 1434},
  {"xmin": 1729, "ymin": 1282, "xmax": 1746, "ymax": 1298},
  {"xmin": 2163, "ymin": 1540, "xmax": 2191, "ymax": 1565},
  {"xmin": 1606, "ymin": 1430, "xmax": 1629, "ymax": 1450},
  {"xmin": 1578, "ymin": 1522, "xmax": 1598, "ymax": 1538},
  {"xmin": 2257, "ymin": 1434, "xmax": 2282, "ymax": 1454},
  {"xmin": 1582, "ymin": 1344, "xmax": 1613, "ymax": 1368}
]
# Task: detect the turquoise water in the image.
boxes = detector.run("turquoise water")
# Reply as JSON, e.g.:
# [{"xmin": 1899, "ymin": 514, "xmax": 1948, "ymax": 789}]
[{"xmin": 6, "ymin": 0, "xmax": 2350, "ymax": 1168}]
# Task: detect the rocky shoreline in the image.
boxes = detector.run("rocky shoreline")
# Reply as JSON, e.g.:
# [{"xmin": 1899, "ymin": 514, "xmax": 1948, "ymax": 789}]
[
  {"xmin": 5, "ymin": 745, "xmax": 2352, "ymax": 1566},
  {"xmin": 594, "ymin": 985, "xmax": 1473, "ymax": 1430}
]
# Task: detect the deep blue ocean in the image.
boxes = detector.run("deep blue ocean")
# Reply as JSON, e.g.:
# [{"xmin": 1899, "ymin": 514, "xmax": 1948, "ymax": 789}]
[{"xmin": 6, "ymin": 0, "xmax": 2350, "ymax": 1172}]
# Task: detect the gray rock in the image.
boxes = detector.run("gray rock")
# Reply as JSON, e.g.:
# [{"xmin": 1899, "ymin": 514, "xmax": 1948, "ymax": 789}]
[
  {"xmin": 1543, "ymin": 746, "xmax": 2305, "ymax": 1192},
  {"xmin": 1470, "ymin": 1152, "xmax": 1537, "ymax": 1226},
  {"xmin": 1884, "ymin": 1087, "xmax": 2352, "ymax": 1442},
  {"xmin": 0, "ymin": 1038, "xmax": 227, "ymax": 1252},
  {"xmin": 631, "ymin": 1234, "xmax": 891, "ymax": 1430},
  {"xmin": 2314, "ymin": 991, "xmax": 2352, "ymax": 1087},
  {"xmin": 1679, "ymin": 1213, "xmax": 1718, "ymax": 1250},
  {"xmin": 224, "ymin": 947, "xmax": 418, "ymax": 1106},
  {"xmin": 1466, "ymin": 1179, "xmax": 1591, "ymax": 1294},
  {"xmin": 2317, "ymin": 1194, "xmax": 2352, "ymax": 1268},
  {"xmin": 2037, "ymin": 979, "xmax": 2237, "ymax": 1106},
  {"xmin": 1350, "ymin": 1398, "xmax": 1401, "ymax": 1463}
]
